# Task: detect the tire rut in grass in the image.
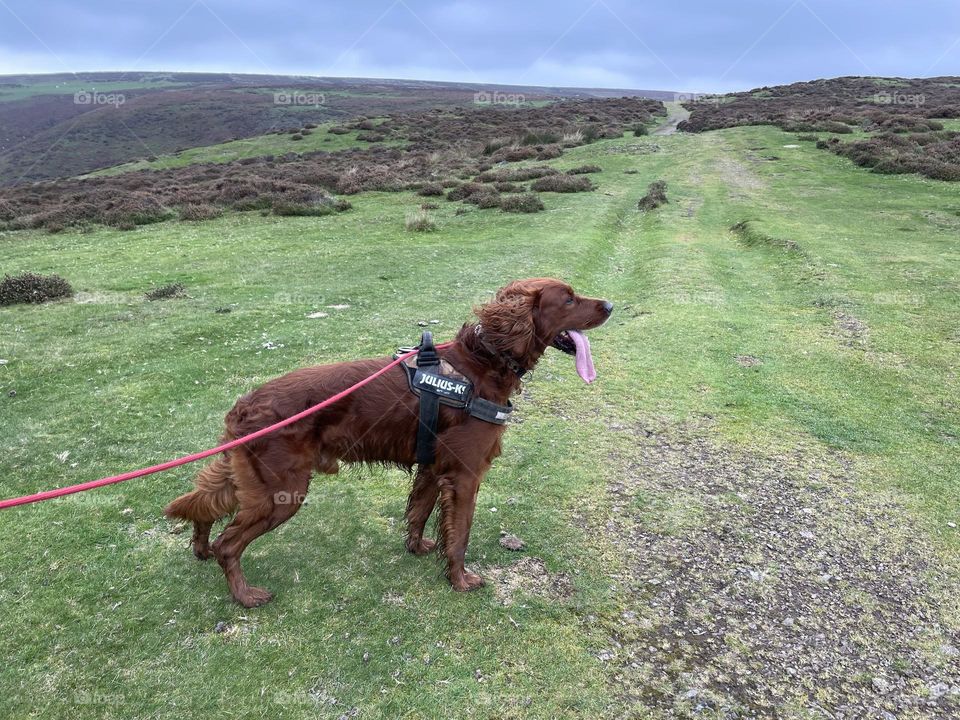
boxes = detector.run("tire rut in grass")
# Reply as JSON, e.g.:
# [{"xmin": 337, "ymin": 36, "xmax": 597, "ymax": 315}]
[{"xmin": 599, "ymin": 420, "xmax": 960, "ymax": 718}]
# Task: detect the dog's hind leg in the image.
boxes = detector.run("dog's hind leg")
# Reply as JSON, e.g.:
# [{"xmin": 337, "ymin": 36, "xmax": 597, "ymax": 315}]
[
  {"xmin": 165, "ymin": 455, "xmax": 238, "ymax": 560},
  {"xmin": 211, "ymin": 444, "xmax": 311, "ymax": 607},
  {"xmin": 405, "ymin": 467, "xmax": 439, "ymax": 555}
]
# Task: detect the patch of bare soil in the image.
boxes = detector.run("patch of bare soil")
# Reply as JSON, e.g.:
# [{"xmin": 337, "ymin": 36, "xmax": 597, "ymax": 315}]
[
  {"xmin": 716, "ymin": 156, "xmax": 766, "ymax": 193},
  {"xmin": 599, "ymin": 421, "xmax": 960, "ymax": 718},
  {"xmin": 485, "ymin": 556, "xmax": 574, "ymax": 607},
  {"xmin": 833, "ymin": 311, "xmax": 869, "ymax": 349}
]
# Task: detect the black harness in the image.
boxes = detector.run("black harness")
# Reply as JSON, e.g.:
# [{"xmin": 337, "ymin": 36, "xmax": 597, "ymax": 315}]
[{"xmin": 396, "ymin": 332, "xmax": 513, "ymax": 465}]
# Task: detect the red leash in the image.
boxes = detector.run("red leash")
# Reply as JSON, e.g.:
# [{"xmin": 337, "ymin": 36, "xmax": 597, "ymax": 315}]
[{"xmin": 0, "ymin": 343, "xmax": 450, "ymax": 510}]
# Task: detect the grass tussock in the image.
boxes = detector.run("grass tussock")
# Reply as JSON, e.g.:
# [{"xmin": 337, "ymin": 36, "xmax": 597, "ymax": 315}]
[{"xmin": 405, "ymin": 210, "xmax": 437, "ymax": 232}]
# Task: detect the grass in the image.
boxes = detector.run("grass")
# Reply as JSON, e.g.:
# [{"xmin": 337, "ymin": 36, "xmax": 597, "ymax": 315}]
[
  {"xmin": 87, "ymin": 123, "xmax": 406, "ymax": 177},
  {"xmin": 2, "ymin": 122, "xmax": 959, "ymax": 718}
]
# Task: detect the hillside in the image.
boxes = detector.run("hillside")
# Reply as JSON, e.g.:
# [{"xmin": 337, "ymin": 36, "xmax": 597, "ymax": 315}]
[
  {"xmin": 679, "ymin": 75, "xmax": 960, "ymax": 180},
  {"xmin": 2, "ymin": 74, "xmax": 960, "ymax": 719},
  {"xmin": 0, "ymin": 72, "xmax": 674, "ymax": 184}
]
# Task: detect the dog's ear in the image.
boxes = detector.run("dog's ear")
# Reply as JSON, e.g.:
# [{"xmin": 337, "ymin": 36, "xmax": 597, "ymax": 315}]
[{"xmin": 476, "ymin": 280, "xmax": 541, "ymax": 361}]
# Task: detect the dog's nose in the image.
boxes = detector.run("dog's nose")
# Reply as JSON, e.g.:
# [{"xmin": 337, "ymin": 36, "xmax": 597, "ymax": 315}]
[{"xmin": 602, "ymin": 300, "xmax": 614, "ymax": 315}]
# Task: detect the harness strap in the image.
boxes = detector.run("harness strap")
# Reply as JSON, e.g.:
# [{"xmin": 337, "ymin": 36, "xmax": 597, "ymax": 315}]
[{"xmin": 415, "ymin": 332, "xmax": 441, "ymax": 466}]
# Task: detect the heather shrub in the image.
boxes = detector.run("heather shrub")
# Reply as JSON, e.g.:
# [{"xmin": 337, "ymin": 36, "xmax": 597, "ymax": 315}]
[
  {"xmin": 500, "ymin": 193, "xmax": 544, "ymax": 213},
  {"xmin": 145, "ymin": 282, "xmax": 186, "ymax": 301},
  {"xmin": 531, "ymin": 174, "xmax": 594, "ymax": 192},
  {"xmin": 567, "ymin": 164, "xmax": 602, "ymax": 175},
  {"xmin": 417, "ymin": 182, "xmax": 445, "ymax": 196},
  {"xmin": 179, "ymin": 203, "xmax": 223, "ymax": 221},
  {"xmin": 637, "ymin": 180, "xmax": 668, "ymax": 211},
  {"xmin": 0, "ymin": 272, "xmax": 74, "ymax": 305}
]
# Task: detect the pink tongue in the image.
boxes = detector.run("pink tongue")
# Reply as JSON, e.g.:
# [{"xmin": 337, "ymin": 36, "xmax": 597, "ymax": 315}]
[{"xmin": 567, "ymin": 330, "xmax": 596, "ymax": 384}]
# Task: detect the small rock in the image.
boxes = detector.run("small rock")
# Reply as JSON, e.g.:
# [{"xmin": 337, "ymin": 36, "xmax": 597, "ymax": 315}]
[
  {"xmin": 0, "ymin": 359, "xmax": 7, "ymax": 365},
  {"xmin": 474, "ymin": 668, "xmax": 484, "ymax": 682},
  {"xmin": 389, "ymin": 636, "xmax": 400, "ymax": 645},
  {"xmin": 872, "ymin": 676, "xmax": 891, "ymax": 694},
  {"xmin": 948, "ymin": 522, "xmax": 957, "ymax": 529},
  {"xmin": 879, "ymin": 712, "xmax": 896, "ymax": 720},
  {"xmin": 782, "ymin": 617, "xmax": 795, "ymax": 628},
  {"xmin": 929, "ymin": 682, "xmax": 949, "ymax": 699},
  {"xmin": 417, "ymin": 321, "xmax": 428, "ymax": 327},
  {"xmin": 429, "ymin": 319, "xmax": 440, "ymax": 324},
  {"xmin": 597, "ymin": 649, "xmax": 615, "ymax": 661},
  {"xmin": 499, "ymin": 533, "xmax": 525, "ymax": 551},
  {"xmin": 214, "ymin": 621, "xmax": 229, "ymax": 633},
  {"xmin": 362, "ymin": 652, "xmax": 370, "ymax": 663},
  {"xmin": 8, "ymin": 390, "xmax": 15, "ymax": 397},
  {"xmin": 489, "ymin": 507, "xmax": 497, "ymax": 513},
  {"xmin": 306, "ymin": 311, "xmax": 329, "ymax": 319}
]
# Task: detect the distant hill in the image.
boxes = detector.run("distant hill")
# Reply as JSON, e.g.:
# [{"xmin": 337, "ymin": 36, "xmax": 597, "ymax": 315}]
[
  {"xmin": 0, "ymin": 72, "xmax": 676, "ymax": 184},
  {"xmin": 678, "ymin": 76, "xmax": 960, "ymax": 180}
]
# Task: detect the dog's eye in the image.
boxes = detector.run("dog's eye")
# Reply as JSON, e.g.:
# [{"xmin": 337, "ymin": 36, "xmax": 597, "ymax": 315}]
[{"xmin": 565, "ymin": 297, "xmax": 575, "ymax": 305}]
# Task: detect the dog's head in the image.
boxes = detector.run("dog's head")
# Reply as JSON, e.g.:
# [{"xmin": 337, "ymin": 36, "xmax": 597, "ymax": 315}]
[{"xmin": 475, "ymin": 278, "xmax": 613, "ymax": 382}]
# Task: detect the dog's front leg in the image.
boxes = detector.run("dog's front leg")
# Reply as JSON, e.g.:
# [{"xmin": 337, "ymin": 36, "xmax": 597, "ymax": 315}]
[
  {"xmin": 437, "ymin": 472, "xmax": 485, "ymax": 591},
  {"xmin": 405, "ymin": 467, "xmax": 439, "ymax": 555}
]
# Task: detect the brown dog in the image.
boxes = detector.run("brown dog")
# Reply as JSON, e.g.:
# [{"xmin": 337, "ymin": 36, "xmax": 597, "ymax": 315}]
[{"xmin": 165, "ymin": 278, "xmax": 612, "ymax": 606}]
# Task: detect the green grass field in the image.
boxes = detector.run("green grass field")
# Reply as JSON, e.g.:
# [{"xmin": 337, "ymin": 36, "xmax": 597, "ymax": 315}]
[
  {"xmin": 87, "ymin": 122, "xmax": 406, "ymax": 176},
  {"xmin": 2, "ymin": 125, "xmax": 959, "ymax": 718}
]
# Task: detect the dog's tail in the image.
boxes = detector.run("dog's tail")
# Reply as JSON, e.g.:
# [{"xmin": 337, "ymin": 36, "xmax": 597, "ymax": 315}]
[{"xmin": 164, "ymin": 455, "xmax": 238, "ymax": 522}]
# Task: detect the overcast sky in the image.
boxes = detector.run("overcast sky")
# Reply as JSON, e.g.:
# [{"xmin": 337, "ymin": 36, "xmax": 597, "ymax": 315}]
[{"xmin": 0, "ymin": 1, "xmax": 957, "ymax": 92}]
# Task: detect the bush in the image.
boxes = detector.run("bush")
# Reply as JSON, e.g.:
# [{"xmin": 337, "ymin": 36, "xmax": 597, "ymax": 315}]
[
  {"xmin": 796, "ymin": 134, "xmax": 819, "ymax": 142},
  {"xmin": 405, "ymin": 210, "xmax": 437, "ymax": 232},
  {"xmin": 333, "ymin": 199, "xmax": 353, "ymax": 212},
  {"xmin": 179, "ymin": 203, "xmax": 223, "ymax": 221},
  {"xmin": 0, "ymin": 272, "xmax": 74, "ymax": 306},
  {"xmin": 500, "ymin": 193, "xmax": 544, "ymax": 213},
  {"xmin": 145, "ymin": 282, "xmax": 186, "ymax": 301},
  {"xmin": 290, "ymin": 134, "xmax": 303, "ymax": 141},
  {"xmin": 531, "ymin": 174, "xmax": 594, "ymax": 193},
  {"xmin": 520, "ymin": 129, "xmax": 561, "ymax": 146},
  {"xmin": 476, "ymin": 166, "xmax": 558, "ymax": 183},
  {"xmin": 630, "ymin": 123, "xmax": 649, "ymax": 136},
  {"xmin": 464, "ymin": 189, "xmax": 501, "ymax": 209},
  {"xmin": 417, "ymin": 182, "xmax": 445, "ymax": 196},
  {"xmin": 567, "ymin": 164, "xmax": 602, "ymax": 175},
  {"xmin": 420, "ymin": 202, "xmax": 439, "ymax": 210},
  {"xmin": 328, "ymin": 126, "xmax": 350, "ymax": 135},
  {"xmin": 493, "ymin": 181, "xmax": 522, "ymax": 193},
  {"xmin": 637, "ymin": 180, "xmax": 668, "ymax": 211}
]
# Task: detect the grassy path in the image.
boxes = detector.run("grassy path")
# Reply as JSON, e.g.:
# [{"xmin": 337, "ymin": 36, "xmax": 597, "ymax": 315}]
[{"xmin": 2, "ymin": 125, "xmax": 959, "ymax": 718}]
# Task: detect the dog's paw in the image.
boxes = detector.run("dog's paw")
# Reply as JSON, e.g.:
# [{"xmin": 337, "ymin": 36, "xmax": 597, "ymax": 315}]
[
  {"xmin": 192, "ymin": 543, "xmax": 212, "ymax": 561},
  {"xmin": 406, "ymin": 536, "xmax": 437, "ymax": 555},
  {"xmin": 451, "ymin": 571, "xmax": 485, "ymax": 592},
  {"xmin": 234, "ymin": 585, "xmax": 274, "ymax": 608}
]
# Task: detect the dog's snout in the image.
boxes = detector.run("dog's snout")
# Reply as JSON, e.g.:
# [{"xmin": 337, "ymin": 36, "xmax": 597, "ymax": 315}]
[{"xmin": 601, "ymin": 300, "xmax": 613, "ymax": 315}]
